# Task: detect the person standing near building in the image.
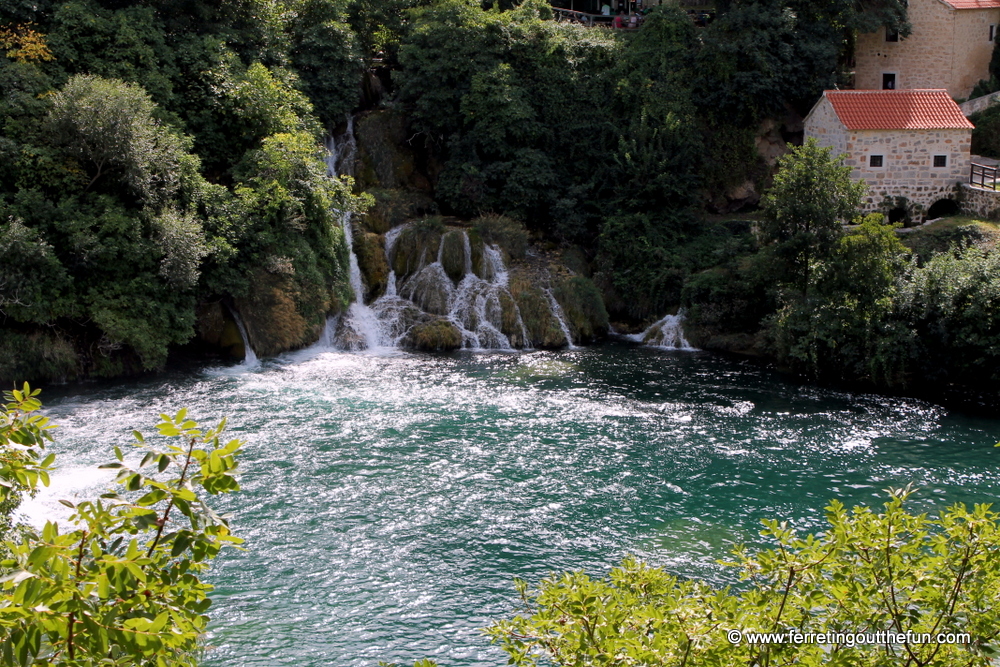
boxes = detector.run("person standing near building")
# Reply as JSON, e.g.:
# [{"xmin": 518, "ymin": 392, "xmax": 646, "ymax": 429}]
[{"xmin": 602, "ymin": 2, "xmax": 611, "ymax": 15}]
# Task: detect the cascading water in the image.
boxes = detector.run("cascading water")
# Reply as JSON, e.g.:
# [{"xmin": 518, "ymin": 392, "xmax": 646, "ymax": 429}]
[
  {"xmin": 380, "ymin": 228, "xmax": 525, "ymax": 350},
  {"xmin": 318, "ymin": 116, "xmax": 573, "ymax": 352},
  {"xmin": 230, "ymin": 308, "xmax": 259, "ymax": 366},
  {"xmin": 324, "ymin": 119, "xmax": 385, "ymax": 351},
  {"xmin": 544, "ymin": 288, "xmax": 577, "ymax": 350},
  {"xmin": 630, "ymin": 311, "xmax": 697, "ymax": 350}
]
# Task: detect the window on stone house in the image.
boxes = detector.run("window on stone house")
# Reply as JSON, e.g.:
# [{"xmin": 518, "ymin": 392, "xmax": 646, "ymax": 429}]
[
  {"xmin": 991, "ymin": 25, "xmax": 997, "ymax": 42},
  {"xmin": 870, "ymin": 155, "xmax": 884, "ymax": 168},
  {"xmin": 883, "ymin": 73, "xmax": 896, "ymax": 89},
  {"xmin": 886, "ymin": 28, "xmax": 900, "ymax": 42},
  {"xmin": 933, "ymin": 155, "xmax": 948, "ymax": 168}
]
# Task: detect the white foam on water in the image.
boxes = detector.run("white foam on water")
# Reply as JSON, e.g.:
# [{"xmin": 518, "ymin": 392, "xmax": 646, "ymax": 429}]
[{"xmin": 630, "ymin": 312, "xmax": 697, "ymax": 350}]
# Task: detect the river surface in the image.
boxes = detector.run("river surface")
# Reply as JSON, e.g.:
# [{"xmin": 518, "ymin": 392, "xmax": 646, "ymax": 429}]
[{"xmin": 23, "ymin": 343, "xmax": 1000, "ymax": 666}]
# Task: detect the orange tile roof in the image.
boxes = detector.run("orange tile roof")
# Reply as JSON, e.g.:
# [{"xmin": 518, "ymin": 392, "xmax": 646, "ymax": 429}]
[
  {"xmin": 940, "ymin": 0, "xmax": 1000, "ymax": 9},
  {"xmin": 824, "ymin": 90, "xmax": 974, "ymax": 131}
]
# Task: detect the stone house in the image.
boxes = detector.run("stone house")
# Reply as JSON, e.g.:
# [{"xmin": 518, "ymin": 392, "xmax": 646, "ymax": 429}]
[
  {"xmin": 804, "ymin": 89, "xmax": 974, "ymax": 219},
  {"xmin": 854, "ymin": 0, "xmax": 1000, "ymax": 99}
]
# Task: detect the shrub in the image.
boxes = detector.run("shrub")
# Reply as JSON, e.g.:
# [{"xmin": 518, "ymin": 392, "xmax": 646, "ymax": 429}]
[
  {"xmin": 489, "ymin": 487, "xmax": 1000, "ymax": 666},
  {"xmin": 0, "ymin": 385, "xmax": 244, "ymax": 666}
]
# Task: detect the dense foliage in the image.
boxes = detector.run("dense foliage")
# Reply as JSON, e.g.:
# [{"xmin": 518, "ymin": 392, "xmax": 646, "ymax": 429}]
[
  {"xmin": 489, "ymin": 488, "xmax": 1000, "ymax": 666},
  {"xmin": 392, "ymin": 0, "xmax": 909, "ymax": 318},
  {"xmin": 0, "ymin": 384, "xmax": 243, "ymax": 666},
  {"xmin": 758, "ymin": 139, "xmax": 866, "ymax": 293},
  {"xmin": 0, "ymin": 0, "xmax": 361, "ymax": 383},
  {"xmin": 12, "ymin": 0, "xmax": 994, "ymax": 399},
  {"xmin": 687, "ymin": 146, "xmax": 1000, "ymax": 398}
]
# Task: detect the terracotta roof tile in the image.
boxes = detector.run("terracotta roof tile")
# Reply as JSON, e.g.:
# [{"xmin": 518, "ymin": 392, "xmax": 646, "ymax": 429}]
[
  {"xmin": 824, "ymin": 90, "xmax": 974, "ymax": 130},
  {"xmin": 940, "ymin": 0, "xmax": 1000, "ymax": 9}
]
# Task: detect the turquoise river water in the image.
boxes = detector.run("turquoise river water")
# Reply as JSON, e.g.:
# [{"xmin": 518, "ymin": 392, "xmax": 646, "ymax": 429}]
[{"xmin": 23, "ymin": 342, "xmax": 1000, "ymax": 666}]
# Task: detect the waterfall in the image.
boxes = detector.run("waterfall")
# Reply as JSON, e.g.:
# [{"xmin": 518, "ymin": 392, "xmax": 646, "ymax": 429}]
[
  {"xmin": 324, "ymin": 119, "xmax": 386, "ymax": 351},
  {"xmin": 325, "ymin": 116, "xmax": 356, "ymax": 178},
  {"xmin": 318, "ymin": 116, "xmax": 538, "ymax": 352},
  {"xmin": 544, "ymin": 288, "xmax": 577, "ymax": 350},
  {"xmin": 630, "ymin": 311, "xmax": 696, "ymax": 350},
  {"xmin": 230, "ymin": 308, "xmax": 259, "ymax": 366},
  {"xmin": 392, "ymin": 231, "xmax": 516, "ymax": 350}
]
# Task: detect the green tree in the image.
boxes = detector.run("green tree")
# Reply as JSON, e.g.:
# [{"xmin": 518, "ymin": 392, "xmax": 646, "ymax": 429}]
[
  {"xmin": 894, "ymin": 244, "xmax": 1000, "ymax": 389},
  {"xmin": 772, "ymin": 214, "xmax": 913, "ymax": 384},
  {"xmin": 287, "ymin": 0, "xmax": 363, "ymax": 127},
  {"xmin": 0, "ymin": 384, "xmax": 243, "ymax": 666},
  {"xmin": 489, "ymin": 487, "xmax": 1000, "ymax": 666},
  {"xmin": 46, "ymin": 74, "xmax": 188, "ymax": 205},
  {"xmin": 759, "ymin": 138, "xmax": 865, "ymax": 294}
]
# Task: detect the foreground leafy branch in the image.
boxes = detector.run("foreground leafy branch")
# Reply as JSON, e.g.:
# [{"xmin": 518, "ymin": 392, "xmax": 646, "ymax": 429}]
[
  {"xmin": 489, "ymin": 487, "xmax": 1000, "ymax": 666},
  {"xmin": 0, "ymin": 384, "xmax": 243, "ymax": 666}
]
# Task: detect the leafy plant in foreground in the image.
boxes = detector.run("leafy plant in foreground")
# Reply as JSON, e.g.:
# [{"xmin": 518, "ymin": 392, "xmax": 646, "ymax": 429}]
[
  {"xmin": 489, "ymin": 487, "xmax": 1000, "ymax": 666},
  {"xmin": 0, "ymin": 384, "xmax": 243, "ymax": 666}
]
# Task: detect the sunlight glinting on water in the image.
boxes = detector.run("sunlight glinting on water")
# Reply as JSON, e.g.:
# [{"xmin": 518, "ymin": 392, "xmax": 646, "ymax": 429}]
[{"xmin": 28, "ymin": 344, "xmax": 1000, "ymax": 666}]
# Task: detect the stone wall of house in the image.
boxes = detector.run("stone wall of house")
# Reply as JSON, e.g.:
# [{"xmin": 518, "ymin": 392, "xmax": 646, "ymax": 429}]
[
  {"xmin": 855, "ymin": 0, "xmax": 956, "ymax": 93},
  {"xmin": 854, "ymin": 0, "xmax": 999, "ymax": 98},
  {"xmin": 849, "ymin": 128, "xmax": 970, "ymax": 216},
  {"xmin": 953, "ymin": 8, "xmax": 999, "ymax": 98},
  {"xmin": 803, "ymin": 97, "xmax": 849, "ymax": 154},
  {"xmin": 807, "ymin": 103, "xmax": 971, "ymax": 218},
  {"xmin": 961, "ymin": 182, "xmax": 1000, "ymax": 219}
]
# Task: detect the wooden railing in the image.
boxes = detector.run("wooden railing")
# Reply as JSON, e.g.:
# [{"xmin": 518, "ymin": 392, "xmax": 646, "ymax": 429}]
[{"xmin": 971, "ymin": 163, "xmax": 1000, "ymax": 191}]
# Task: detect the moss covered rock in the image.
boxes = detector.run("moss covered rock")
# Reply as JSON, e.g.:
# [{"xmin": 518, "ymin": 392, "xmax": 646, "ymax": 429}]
[
  {"xmin": 354, "ymin": 230, "xmax": 389, "ymax": 302},
  {"xmin": 498, "ymin": 290, "xmax": 528, "ymax": 348},
  {"xmin": 235, "ymin": 269, "xmax": 326, "ymax": 357},
  {"xmin": 468, "ymin": 229, "xmax": 486, "ymax": 278},
  {"xmin": 400, "ymin": 264, "xmax": 452, "ymax": 316},
  {"xmin": 553, "ymin": 275, "xmax": 609, "ymax": 343},
  {"xmin": 440, "ymin": 230, "xmax": 469, "ymax": 283},
  {"xmin": 472, "ymin": 214, "xmax": 528, "ymax": 260},
  {"xmin": 195, "ymin": 302, "xmax": 246, "ymax": 359},
  {"xmin": 406, "ymin": 318, "xmax": 462, "ymax": 351},
  {"xmin": 360, "ymin": 188, "xmax": 437, "ymax": 234},
  {"xmin": 391, "ymin": 217, "xmax": 445, "ymax": 280},
  {"xmin": 509, "ymin": 274, "xmax": 566, "ymax": 348}
]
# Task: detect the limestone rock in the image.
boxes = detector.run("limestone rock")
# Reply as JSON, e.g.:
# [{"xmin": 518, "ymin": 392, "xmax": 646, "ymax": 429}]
[{"xmin": 406, "ymin": 318, "xmax": 463, "ymax": 351}]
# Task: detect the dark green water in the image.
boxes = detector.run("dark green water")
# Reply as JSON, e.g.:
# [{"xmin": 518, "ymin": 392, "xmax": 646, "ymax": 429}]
[{"xmin": 26, "ymin": 344, "xmax": 1000, "ymax": 666}]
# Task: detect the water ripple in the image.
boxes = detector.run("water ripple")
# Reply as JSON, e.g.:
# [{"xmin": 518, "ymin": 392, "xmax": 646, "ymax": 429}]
[{"xmin": 25, "ymin": 344, "xmax": 1000, "ymax": 666}]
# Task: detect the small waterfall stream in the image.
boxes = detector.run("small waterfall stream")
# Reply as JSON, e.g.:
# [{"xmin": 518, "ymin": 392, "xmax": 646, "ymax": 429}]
[
  {"xmin": 325, "ymin": 121, "xmax": 385, "ymax": 350},
  {"xmin": 544, "ymin": 288, "xmax": 577, "ymax": 350},
  {"xmin": 231, "ymin": 308, "xmax": 259, "ymax": 365},
  {"xmin": 630, "ymin": 312, "xmax": 696, "ymax": 350}
]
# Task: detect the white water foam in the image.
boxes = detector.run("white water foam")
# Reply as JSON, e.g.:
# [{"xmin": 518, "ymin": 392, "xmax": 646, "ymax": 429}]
[{"xmin": 631, "ymin": 312, "xmax": 697, "ymax": 350}]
